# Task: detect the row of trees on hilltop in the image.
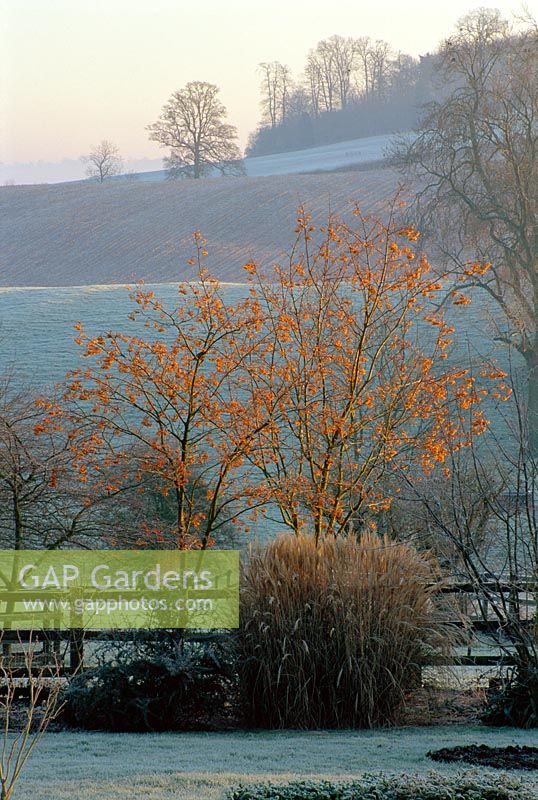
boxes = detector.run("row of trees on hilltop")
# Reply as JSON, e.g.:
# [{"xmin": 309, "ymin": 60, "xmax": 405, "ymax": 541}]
[
  {"xmin": 82, "ymin": 44, "xmax": 430, "ymax": 182},
  {"xmin": 257, "ymin": 37, "xmax": 426, "ymax": 124},
  {"xmin": 82, "ymin": 35, "xmax": 433, "ymax": 183},
  {"xmin": 247, "ymin": 36, "xmax": 437, "ymax": 156}
]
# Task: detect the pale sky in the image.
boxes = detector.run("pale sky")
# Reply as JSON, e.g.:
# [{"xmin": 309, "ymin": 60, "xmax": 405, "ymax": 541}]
[{"xmin": 0, "ymin": 0, "xmax": 529, "ymax": 168}]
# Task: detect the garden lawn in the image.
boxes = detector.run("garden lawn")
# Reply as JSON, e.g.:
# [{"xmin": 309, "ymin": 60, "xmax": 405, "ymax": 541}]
[{"xmin": 13, "ymin": 725, "xmax": 538, "ymax": 800}]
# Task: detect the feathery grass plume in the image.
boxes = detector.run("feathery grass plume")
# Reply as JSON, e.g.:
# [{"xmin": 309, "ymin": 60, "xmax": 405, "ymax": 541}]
[{"xmin": 239, "ymin": 531, "xmax": 459, "ymax": 728}]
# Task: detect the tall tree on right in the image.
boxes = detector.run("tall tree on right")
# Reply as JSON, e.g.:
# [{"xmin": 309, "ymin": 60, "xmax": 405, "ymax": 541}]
[{"xmin": 393, "ymin": 9, "xmax": 538, "ymax": 448}]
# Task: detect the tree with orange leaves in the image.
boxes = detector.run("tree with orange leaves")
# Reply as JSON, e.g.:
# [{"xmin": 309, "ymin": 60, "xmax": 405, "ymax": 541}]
[
  {"xmin": 235, "ymin": 204, "xmax": 505, "ymax": 543},
  {"xmin": 66, "ymin": 210, "xmax": 504, "ymax": 548},
  {"xmin": 66, "ymin": 234, "xmax": 269, "ymax": 549}
]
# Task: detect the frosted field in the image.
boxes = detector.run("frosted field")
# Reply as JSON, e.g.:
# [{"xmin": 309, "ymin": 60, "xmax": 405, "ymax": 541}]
[
  {"xmin": 131, "ymin": 134, "xmax": 392, "ymax": 181},
  {"xmin": 0, "ymin": 167, "xmax": 398, "ymax": 286},
  {"xmin": 245, "ymin": 134, "xmax": 392, "ymax": 176},
  {"xmin": 0, "ymin": 283, "xmax": 248, "ymax": 391},
  {"xmin": 0, "ymin": 282, "xmax": 518, "ymax": 395},
  {"xmin": 10, "ymin": 726, "xmax": 538, "ymax": 800}
]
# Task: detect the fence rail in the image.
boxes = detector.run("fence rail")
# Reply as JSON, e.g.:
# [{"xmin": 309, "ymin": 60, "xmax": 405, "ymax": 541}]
[{"xmin": 0, "ymin": 580, "xmax": 533, "ymax": 674}]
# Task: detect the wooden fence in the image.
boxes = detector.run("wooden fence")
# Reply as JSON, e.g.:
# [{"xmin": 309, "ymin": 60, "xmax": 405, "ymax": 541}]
[{"xmin": 0, "ymin": 580, "xmax": 534, "ymax": 675}]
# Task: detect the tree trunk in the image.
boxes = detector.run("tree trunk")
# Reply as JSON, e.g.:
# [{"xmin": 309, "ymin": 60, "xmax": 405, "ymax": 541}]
[
  {"xmin": 193, "ymin": 145, "xmax": 201, "ymax": 179},
  {"xmin": 13, "ymin": 490, "xmax": 22, "ymax": 550},
  {"xmin": 526, "ymin": 348, "xmax": 538, "ymax": 456}
]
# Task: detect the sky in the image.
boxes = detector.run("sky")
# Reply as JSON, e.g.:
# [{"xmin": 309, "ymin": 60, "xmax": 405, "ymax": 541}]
[{"xmin": 0, "ymin": 0, "xmax": 529, "ymax": 180}]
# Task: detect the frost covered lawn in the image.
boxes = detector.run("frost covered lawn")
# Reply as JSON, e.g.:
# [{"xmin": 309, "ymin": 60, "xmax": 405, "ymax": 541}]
[{"xmin": 13, "ymin": 725, "xmax": 538, "ymax": 800}]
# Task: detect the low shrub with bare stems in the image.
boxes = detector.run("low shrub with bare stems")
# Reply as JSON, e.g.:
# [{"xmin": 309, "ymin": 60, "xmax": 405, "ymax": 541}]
[
  {"xmin": 238, "ymin": 532, "xmax": 458, "ymax": 729},
  {"xmin": 0, "ymin": 633, "xmax": 65, "ymax": 800}
]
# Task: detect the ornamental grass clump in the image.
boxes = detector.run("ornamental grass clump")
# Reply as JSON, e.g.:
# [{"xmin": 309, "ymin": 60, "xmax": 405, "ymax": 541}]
[{"xmin": 239, "ymin": 531, "xmax": 457, "ymax": 729}]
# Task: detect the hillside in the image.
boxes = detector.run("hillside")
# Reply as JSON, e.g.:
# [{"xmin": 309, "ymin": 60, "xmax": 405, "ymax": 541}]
[
  {"xmin": 0, "ymin": 167, "xmax": 400, "ymax": 286},
  {"xmin": 245, "ymin": 134, "xmax": 391, "ymax": 177},
  {"xmin": 0, "ymin": 133, "xmax": 392, "ymax": 185},
  {"xmin": 119, "ymin": 134, "xmax": 392, "ymax": 182}
]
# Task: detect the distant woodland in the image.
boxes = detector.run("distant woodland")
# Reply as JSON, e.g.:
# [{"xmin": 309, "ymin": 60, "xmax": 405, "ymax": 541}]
[{"xmin": 247, "ymin": 37, "xmax": 439, "ymax": 156}]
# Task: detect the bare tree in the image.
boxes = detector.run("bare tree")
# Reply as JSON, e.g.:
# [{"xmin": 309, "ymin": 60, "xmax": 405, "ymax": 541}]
[
  {"xmin": 392, "ymin": 9, "xmax": 538, "ymax": 448},
  {"xmin": 286, "ymin": 85, "xmax": 312, "ymax": 117},
  {"xmin": 390, "ymin": 52, "xmax": 420, "ymax": 95},
  {"xmin": 0, "ymin": 633, "xmax": 65, "ymax": 800},
  {"xmin": 370, "ymin": 40, "xmax": 394, "ymax": 99},
  {"xmin": 0, "ymin": 385, "xmax": 70, "ymax": 550},
  {"xmin": 355, "ymin": 37, "xmax": 393, "ymax": 100},
  {"xmin": 0, "ymin": 380, "xmax": 138, "ymax": 550},
  {"xmin": 390, "ymin": 373, "xmax": 538, "ymax": 726},
  {"xmin": 81, "ymin": 140, "xmax": 123, "ymax": 183},
  {"xmin": 321, "ymin": 35, "xmax": 356, "ymax": 109},
  {"xmin": 303, "ymin": 35, "xmax": 391, "ymax": 116},
  {"xmin": 147, "ymin": 81, "xmax": 244, "ymax": 179},
  {"xmin": 354, "ymin": 37, "xmax": 373, "ymax": 99},
  {"xmin": 307, "ymin": 40, "xmax": 337, "ymax": 112},
  {"xmin": 304, "ymin": 54, "xmax": 323, "ymax": 117},
  {"xmin": 306, "ymin": 35, "xmax": 356, "ymax": 112},
  {"xmin": 258, "ymin": 62, "xmax": 292, "ymax": 127}
]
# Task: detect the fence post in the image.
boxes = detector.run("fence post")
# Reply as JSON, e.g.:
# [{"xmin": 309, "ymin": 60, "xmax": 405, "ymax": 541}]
[{"xmin": 69, "ymin": 629, "xmax": 84, "ymax": 673}]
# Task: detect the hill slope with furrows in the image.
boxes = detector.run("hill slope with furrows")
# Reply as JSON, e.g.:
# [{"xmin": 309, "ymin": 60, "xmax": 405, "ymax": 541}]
[{"xmin": 0, "ymin": 168, "xmax": 400, "ymax": 286}]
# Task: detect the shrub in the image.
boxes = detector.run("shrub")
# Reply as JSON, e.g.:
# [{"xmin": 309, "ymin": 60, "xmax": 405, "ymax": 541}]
[
  {"xmin": 482, "ymin": 665, "xmax": 538, "ymax": 728},
  {"xmin": 226, "ymin": 773, "xmax": 534, "ymax": 800},
  {"xmin": 61, "ymin": 637, "xmax": 236, "ymax": 731},
  {"xmin": 238, "ymin": 532, "xmax": 457, "ymax": 728}
]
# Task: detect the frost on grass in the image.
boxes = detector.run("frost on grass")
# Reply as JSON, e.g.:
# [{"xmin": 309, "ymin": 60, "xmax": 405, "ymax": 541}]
[{"xmin": 11, "ymin": 726, "xmax": 538, "ymax": 800}]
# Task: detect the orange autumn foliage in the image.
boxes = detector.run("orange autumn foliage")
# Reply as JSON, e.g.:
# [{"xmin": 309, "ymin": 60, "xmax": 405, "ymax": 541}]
[
  {"xmin": 63, "ymin": 207, "xmax": 507, "ymax": 547},
  {"xmin": 231, "ymin": 205, "xmax": 506, "ymax": 542}
]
